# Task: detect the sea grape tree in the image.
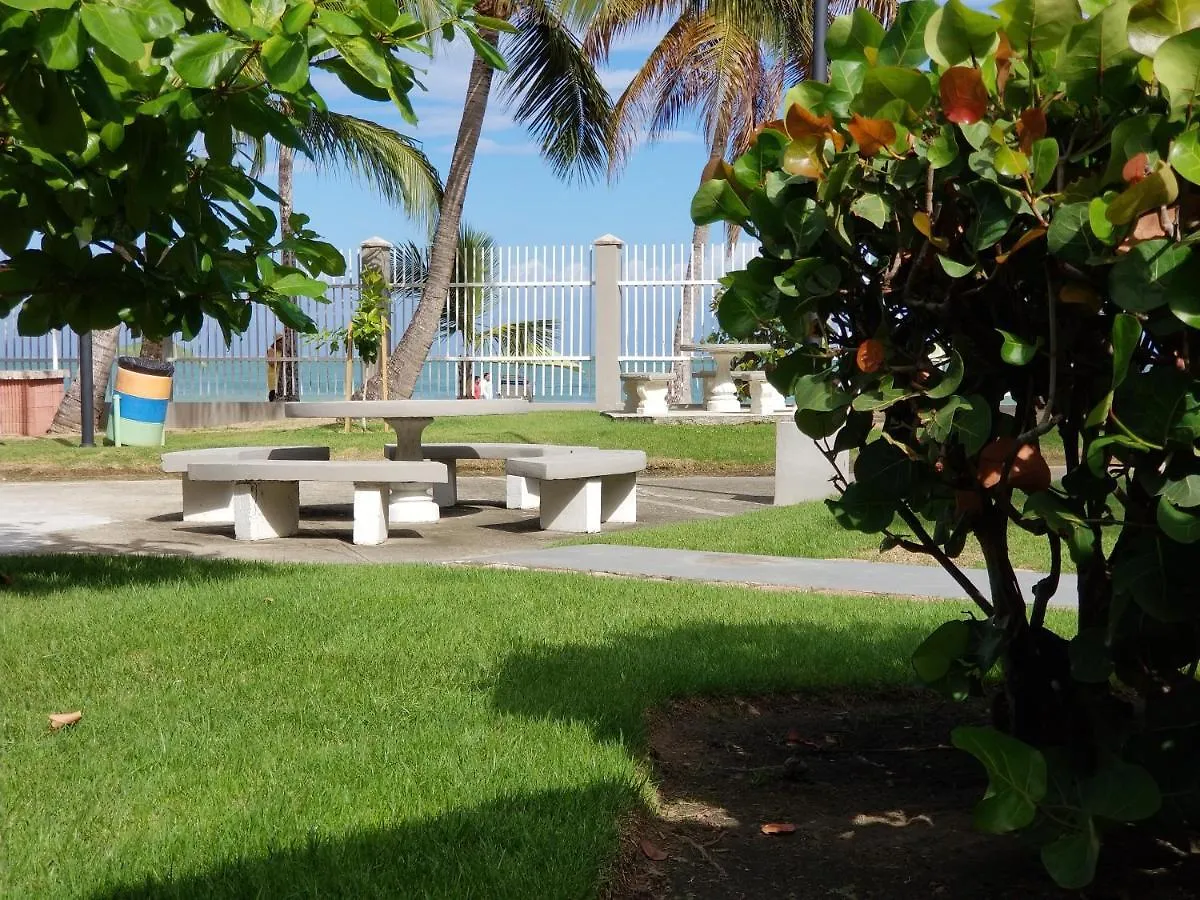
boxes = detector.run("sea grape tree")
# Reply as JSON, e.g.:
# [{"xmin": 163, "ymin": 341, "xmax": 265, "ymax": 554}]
[
  {"xmin": 0, "ymin": 0, "xmax": 504, "ymax": 341},
  {"xmin": 692, "ymin": 0, "xmax": 1200, "ymax": 885}
]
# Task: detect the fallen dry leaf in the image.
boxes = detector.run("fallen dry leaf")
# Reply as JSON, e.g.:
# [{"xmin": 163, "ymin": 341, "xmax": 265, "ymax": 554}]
[
  {"xmin": 761, "ymin": 822, "xmax": 798, "ymax": 836},
  {"xmin": 639, "ymin": 839, "xmax": 669, "ymax": 861},
  {"xmin": 48, "ymin": 711, "xmax": 83, "ymax": 730},
  {"xmin": 785, "ymin": 727, "xmax": 803, "ymax": 746}
]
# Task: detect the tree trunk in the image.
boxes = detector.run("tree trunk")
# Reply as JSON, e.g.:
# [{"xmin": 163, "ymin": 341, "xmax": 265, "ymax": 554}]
[
  {"xmin": 388, "ymin": 44, "xmax": 497, "ymax": 399},
  {"xmin": 140, "ymin": 338, "xmax": 165, "ymax": 361},
  {"xmin": 50, "ymin": 327, "xmax": 119, "ymax": 433},
  {"xmin": 667, "ymin": 127, "xmax": 728, "ymax": 406},
  {"xmin": 276, "ymin": 143, "xmax": 301, "ymax": 402}
]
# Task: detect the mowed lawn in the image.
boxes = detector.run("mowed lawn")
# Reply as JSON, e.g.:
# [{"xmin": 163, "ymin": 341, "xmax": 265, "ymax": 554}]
[
  {"xmin": 0, "ymin": 554, "xmax": 1073, "ymax": 899},
  {"xmin": 0, "ymin": 411, "xmax": 773, "ymax": 478},
  {"xmin": 573, "ymin": 501, "xmax": 1055, "ymax": 572}
]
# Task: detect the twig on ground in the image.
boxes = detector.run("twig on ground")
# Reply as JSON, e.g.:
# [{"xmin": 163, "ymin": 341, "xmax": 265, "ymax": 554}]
[{"xmin": 681, "ymin": 835, "xmax": 728, "ymax": 878}]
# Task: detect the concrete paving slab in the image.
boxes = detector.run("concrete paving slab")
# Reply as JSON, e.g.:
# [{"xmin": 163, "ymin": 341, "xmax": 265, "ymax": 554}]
[{"xmin": 469, "ymin": 544, "xmax": 1076, "ymax": 607}]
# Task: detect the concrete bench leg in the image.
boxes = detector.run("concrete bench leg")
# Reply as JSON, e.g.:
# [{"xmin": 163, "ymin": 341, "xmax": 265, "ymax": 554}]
[
  {"xmin": 637, "ymin": 381, "xmax": 669, "ymax": 415},
  {"xmin": 389, "ymin": 484, "xmax": 439, "ymax": 524},
  {"xmin": 600, "ymin": 473, "xmax": 638, "ymax": 524},
  {"xmin": 750, "ymin": 381, "xmax": 785, "ymax": 415},
  {"xmin": 232, "ymin": 481, "xmax": 299, "ymax": 541},
  {"xmin": 539, "ymin": 478, "xmax": 601, "ymax": 533},
  {"xmin": 181, "ymin": 475, "xmax": 235, "ymax": 524},
  {"xmin": 506, "ymin": 474, "xmax": 540, "ymax": 510},
  {"xmin": 432, "ymin": 460, "xmax": 458, "ymax": 508},
  {"xmin": 622, "ymin": 380, "xmax": 640, "ymax": 413},
  {"xmin": 353, "ymin": 482, "xmax": 391, "ymax": 545}
]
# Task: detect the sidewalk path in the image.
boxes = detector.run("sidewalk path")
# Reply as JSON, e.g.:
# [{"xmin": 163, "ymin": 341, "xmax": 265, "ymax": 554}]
[{"xmin": 470, "ymin": 544, "xmax": 1076, "ymax": 607}]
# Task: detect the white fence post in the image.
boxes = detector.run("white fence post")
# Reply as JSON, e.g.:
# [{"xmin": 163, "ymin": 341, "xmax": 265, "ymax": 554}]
[{"xmin": 592, "ymin": 234, "xmax": 623, "ymax": 410}]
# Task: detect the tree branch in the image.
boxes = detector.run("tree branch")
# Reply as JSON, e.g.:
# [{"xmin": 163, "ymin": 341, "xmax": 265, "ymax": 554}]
[
  {"xmin": 1030, "ymin": 533, "xmax": 1061, "ymax": 629},
  {"xmin": 896, "ymin": 505, "xmax": 995, "ymax": 616}
]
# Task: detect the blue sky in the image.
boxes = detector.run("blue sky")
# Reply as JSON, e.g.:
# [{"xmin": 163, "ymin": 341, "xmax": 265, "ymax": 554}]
[{"xmin": 286, "ymin": 25, "xmax": 717, "ymax": 256}]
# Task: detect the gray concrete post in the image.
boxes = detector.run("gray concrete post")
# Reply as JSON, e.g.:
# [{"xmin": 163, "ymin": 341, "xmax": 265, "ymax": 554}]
[
  {"xmin": 358, "ymin": 237, "xmax": 394, "ymax": 390},
  {"xmin": 592, "ymin": 234, "xmax": 624, "ymax": 411}
]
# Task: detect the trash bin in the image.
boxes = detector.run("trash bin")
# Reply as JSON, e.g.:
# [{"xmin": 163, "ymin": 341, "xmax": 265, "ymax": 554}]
[{"xmin": 106, "ymin": 356, "xmax": 174, "ymax": 446}]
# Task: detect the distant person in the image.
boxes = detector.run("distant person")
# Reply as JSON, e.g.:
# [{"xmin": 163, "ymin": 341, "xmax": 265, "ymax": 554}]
[
  {"xmin": 481, "ymin": 372, "xmax": 494, "ymax": 400},
  {"xmin": 266, "ymin": 335, "xmax": 283, "ymax": 401},
  {"xmin": 472, "ymin": 376, "xmax": 481, "ymax": 399}
]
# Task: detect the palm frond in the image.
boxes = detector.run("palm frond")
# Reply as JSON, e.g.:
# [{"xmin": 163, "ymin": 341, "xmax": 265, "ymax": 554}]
[
  {"xmin": 479, "ymin": 319, "xmax": 560, "ymax": 356},
  {"xmin": 500, "ymin": 0, "xmax": 613, "ymax": 183},
  {"xmin": 298, "ymin": 109, "xmax": 443, "ymax": 229}
]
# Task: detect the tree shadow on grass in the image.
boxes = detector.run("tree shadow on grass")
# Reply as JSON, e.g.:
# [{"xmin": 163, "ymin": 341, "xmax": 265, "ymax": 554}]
[
  {"xmin": 489, "ymin": 620, "xmax": 930, "ymax": 747},
  {"xmin": 0, "ymin": 553, "xmax": 282, "ymax": 597},
  {"xmin": 90, "ymin": 783, "xmax": 633, "ymax": 900}
]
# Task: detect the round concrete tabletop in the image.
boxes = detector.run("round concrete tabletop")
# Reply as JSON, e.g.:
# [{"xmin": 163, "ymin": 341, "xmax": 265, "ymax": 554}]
[
  {"xmin": 680, "ymin": 342, "xmax": 772, "ymax": 353},
  {"xmin": 285, "ymin": 399, "xmax": 533, "ymax": 418}
]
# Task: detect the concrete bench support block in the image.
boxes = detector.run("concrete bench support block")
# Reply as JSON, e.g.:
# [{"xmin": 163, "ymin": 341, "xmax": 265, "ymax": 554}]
[
  {"xmin": 182, "ymin": 475, "xmax": 235, "ymax": 524},
  {"xmin": 353, "ymin": 483, "xmax": 391, "ymax": 545},
  {"xmin": 600, "ymin": 472, "xmax": 638, "ymax": 524},
  {"xmin": 620, "ymin": 373, "xmax": 671, "ymax": 415},
  {"xmin": 774, "ymin": 417, "xmax": 849, "ymax": 505},
  {"xmin": 388, "ymin": 484, "xmax": 439, "ymax": 524},
  {"xmin": 433, "ymin": 460, "xmax": 458, "ymax": 508},
  {"xmin": 507, "ymin": 474, "xmax": 540, "ymax": 510},
  {"xmin": 233, "ymin": 481, "xmax": 300, "ymax": 540},
  {"xmin": 540, "ymin": 478, "xmax": 602, "ymax": 533}
]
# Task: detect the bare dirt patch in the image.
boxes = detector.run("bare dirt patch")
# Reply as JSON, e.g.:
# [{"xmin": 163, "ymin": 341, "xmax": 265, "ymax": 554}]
[{"xmin": 609, "ymin": 690, "xmax": 1198, "ymax": 899}]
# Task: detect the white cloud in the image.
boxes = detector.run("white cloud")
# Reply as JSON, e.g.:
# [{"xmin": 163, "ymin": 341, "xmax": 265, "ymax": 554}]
[
  {"xmin": 656, "ymin": 130, "xmax": 702, "ymax": 144},
  {"xmin": 607, "ymin": 23, "xmax": 668, "ymax": 54},
  {"xmin": 599, "ymin": 67, "xmax": 638, "ymax": 97},
  {"xmin": 449, "ymin": 137, "xmax": 539, "ymax": 156}
]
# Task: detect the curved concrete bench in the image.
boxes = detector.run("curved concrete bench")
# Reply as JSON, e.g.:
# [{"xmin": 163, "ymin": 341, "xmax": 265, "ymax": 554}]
[
  {"xmin": 620, "ymin": 371, "xmax": 672, "ymax": 414},
  {"xmin": 162, "ymin": 446, "xmax": 330, "ymax": 524},
  {"xmin": 187, "ymin": 459, "xmax": 447, "ymax": 545},
  {"xmin": 506, "ymin": 450, "xmax": 647, "ymax": 533},
  {"xmin": 384, "ymin": 442, "xmax": 597, "ymax": 510},
  {"xmin": 731, "ymin": 370, "xmax": 786, "ymax": 414}
]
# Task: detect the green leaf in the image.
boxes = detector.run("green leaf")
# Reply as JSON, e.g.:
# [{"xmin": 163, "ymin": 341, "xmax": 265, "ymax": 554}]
[
  {"xmin": 1162, "ymin": 473, "xmax": 1200, "ymax": 506},
  {"xmin": 262, "ymin": 33, "xmax": 308, "ymax": 92},
  {"xmin": 853, "ymin": 66, "xmax": 933, "ymax": 119},
  {"xmin": 1068, "ymin": 627, "xmax": 1114, "ymax": 682},
  {"xmin": 938, "ymin": 255, "xmax": 975, "ymax": 278},
  {"xmin": 326, "ymin": 32, "xmax": 393, "ymax": 89},
  {"xmin": 691, "ymin": 179, "xmax": 750, "ymax": 226},
  {"xmin": 995, "ymin": 146, "xmax": 1029, "ymax": 178},
  {"xmin": 1128, "ymin": 0, "xmax": 1200, "ymax": 57},
  {"xmin": 912, "ymin": 619, "xmax": 970, "ymax": 683},
  {"xmin": 207, "ymin": 0, "xmax": 252, "ymax": 31},
  {"xmin": 272, "ymin": 272, "xmax": 328, "ymax": 298},
  {"xmin": 1083, "ymin": 761, "xmax": 1162, "ymax": 821},
  {"xmin": 280, "ymin": 0, "xmax": 314, "ymax": 33},
  {"xmin": 172, "ymin": 32, "xmax": 243, "ymax": 88},
  {"xmin": 35, "ymin": 8, "xmax": 83, "ymax": 70},
  {"xmin": 0, "ymin": 0, "xmax": 73, "ymax": 9},
  {"xmin": 957, "ymin": 398, "xmax": 992, "ymax": 455},
  {"xmin": 1157, "ymin": 495, "xmax": 1200, "ymax": 542},
  {"xmin": 1153, "ymin": 28, "xmax": 1200, "ymax": 119},
  {"xmin": 828, "ymin": 481, "xmax": 896, "ymax": 531},
  {"xmin": 120, "ymin": 0, "xmax": 186, "ymax": 40},
  {"xmin": 1113, "ymin": 367, "xmax": 1191, "ymax": 447},
  {"xmin": 716, "ymin": 287, "xmax": 762, "ymax": 339},
  {"xmin": 1109, "ymin": 239, "xmax": 1195, "ymax": 312},
  {"xmin": 80, "ymin": 3, "xmax": 145, "ymax": 62},
  {"xmin": 827, "ymin": 7, "xmax": 885, "ymax": 61},
  {"xmin": 879, "ymin": 0, "xmax": 938, "ymax": 66},
  {"xmin": 1169, "ymin": 126, "xmax": 1200, "ymax": 185},
  {"xmin": 1102, "ymin": 114, "xmax": 1164, "ymax": 184},
  {"xmin": 925, "ymin": 0, "xmax": 1001, "ymax": 66},
  {"xmin": 250, "ymin": 0, "xmax": 284, "ymax": 26},
  {"xmin": 1106, "ymin": 164, "xmax": 1179, "ymax": 224},
  {"xmin": 850, "ymin": 192, "xmax": 891, "ymax": 228},
  {"xmin": 464, "ymin": 25, "xmax": 506, "ymax": 71},
  {"xmin": 994, "ymin": 0, "xmax": 1081, "ymax": 50},
  {"xmin": 1029, "ymin": 138, "xmax": 1059, "ymax": 192},
  {"xmin": 1111, "ymin": 313, "xmax": 1142, "ymax": 391},
  {"xmin": 793, "ymin": 373, "xmax": 851, "ymax": 413},
  {"xmin": 361, "ymin": 0, "xmax": 400, "ymax": 30},
  {"xmin": 852, "ymin": 376, "xmax": 916, "ymax": 411},
  {"xmin": 952, "ymin": 726, "xmax": 1047, "ymax": 833},
  {"xmin": 998, "ymin": 329, "xmax": 1040, "ymax": 365},
  {"xmin": 1040, "ymin": 819, "xmax": 1099, "ymax": 889},
  {"xmin": 784, "ymin": 198, "xmax": 827, "ymax": 250},
  {"xmin": 925, "ymin": 351, "xmax": 965, "ymax": 399},
  {"xmin": 927, "ymin": 124, "xmax": 960, "ymax": 168},
  {"xmin": 1059, "ymin": 0, "xmax": 1137, "ymax": 101},
  {"xmin": 1088, "ymin": 196, "xmax": 1116, "ymax": 243},
  {"xmin": 963, "ymin": 181, "xmax": 1020, "ymax": 250},
  {"xmin": 794, "ymin": 407, "xmax": 848, "ymax": 439},
  {"xmin": 733, "ymin": 129, "xmax": 788, "ymax": 190},
  {"xmin": 1047, "ymin": 201, "xmax": 1099, "ymax": 264}
]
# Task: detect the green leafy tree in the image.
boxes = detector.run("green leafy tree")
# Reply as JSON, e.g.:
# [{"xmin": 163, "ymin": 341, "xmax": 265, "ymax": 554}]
[
  {"xmin": 694, "ymin": 0, "xmax": 1200, "ymax": 886},
  {"xmin": 0, "ymin": 0, "xmax": 496, "ymax": 425},
  {"xmin": 394, "ymin": 224, "xmax": 558, "ymax": 396},
  {"xmin": 585, "ymin": 0, "xmax": 895, "ymax": 404},
  {"xmin": 384, "ymin": 0, "xmax": 611, "ymax": 399}
]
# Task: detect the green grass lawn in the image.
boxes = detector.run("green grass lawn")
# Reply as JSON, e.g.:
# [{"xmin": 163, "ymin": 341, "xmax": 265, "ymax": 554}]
[
  {"xmin": 0, "ymin": 411, "xmax": 773, "ymax": 478},
  {"xmin": 578, "ymin": 501, "xmax": 1055, "ymax": 572},
  {"xmin": 0, "ymin": 555, "xmax": 1074, "ymax": 898}
]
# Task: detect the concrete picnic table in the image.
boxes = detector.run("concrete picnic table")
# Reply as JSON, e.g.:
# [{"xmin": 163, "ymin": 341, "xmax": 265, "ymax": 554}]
[
  {"xmin": 285, "ymin": 399, "xmax": 532, "ymax": 522},
  {"xmin": 680, "ymin": 342, "xmax": 771, "ymax": 412}
]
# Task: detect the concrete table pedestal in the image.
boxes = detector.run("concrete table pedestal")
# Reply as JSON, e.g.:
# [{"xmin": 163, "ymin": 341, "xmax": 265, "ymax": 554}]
[{"xmin": 681, "ymin": 342, "xmax": 772, "ymax": 413}]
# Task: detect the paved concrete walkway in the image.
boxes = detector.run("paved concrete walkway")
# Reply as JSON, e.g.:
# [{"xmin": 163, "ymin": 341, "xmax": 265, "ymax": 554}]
[{"xmin": 0, "ymin": 476, "xmax": 1065, "ymax": 604}]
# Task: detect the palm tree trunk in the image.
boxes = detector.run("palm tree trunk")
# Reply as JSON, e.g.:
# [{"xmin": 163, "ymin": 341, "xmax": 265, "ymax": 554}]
[
  {"xmin": 50, "ymin": 327, "xmax": 119, "ymax": 433},
  {"xmin": 667, "ymin": 127, "xmax": 728, "ymax": 406},
  {"xmin": 277, "ymin": 144, "xmax": 301, "ymax": 402},
  {"xmin": 139, "ymin": 338, "xmax": 165, "ymax": 360},
  {"xmin": 389, "ymin": 42, "xmax": 497, "ymax": 399}
]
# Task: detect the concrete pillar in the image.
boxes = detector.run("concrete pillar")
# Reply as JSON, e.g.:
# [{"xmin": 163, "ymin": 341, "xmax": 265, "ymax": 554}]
[
  {"xmin": 359, "ymin": 237, "xmax": 394, "ymax": 391},
  {"xmin": 592, "ymin": 234, "xmax": 624, "ymax": 411}
]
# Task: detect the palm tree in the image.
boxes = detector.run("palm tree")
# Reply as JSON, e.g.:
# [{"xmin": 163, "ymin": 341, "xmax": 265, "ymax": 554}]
[
  {"xmin": 584, "ymin": 0, "xmax": 895, "ymax": 405},
  {"xmin": 394, "ymin": 225, "xmax": 559, "ymax": 397},
  {"xmin": 386, "ymin": 0, "xmax": 611, "ymax": 398},
  {"xmin": 264, "ymin": 107, "xmax": 443, "ymax": 401}
]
